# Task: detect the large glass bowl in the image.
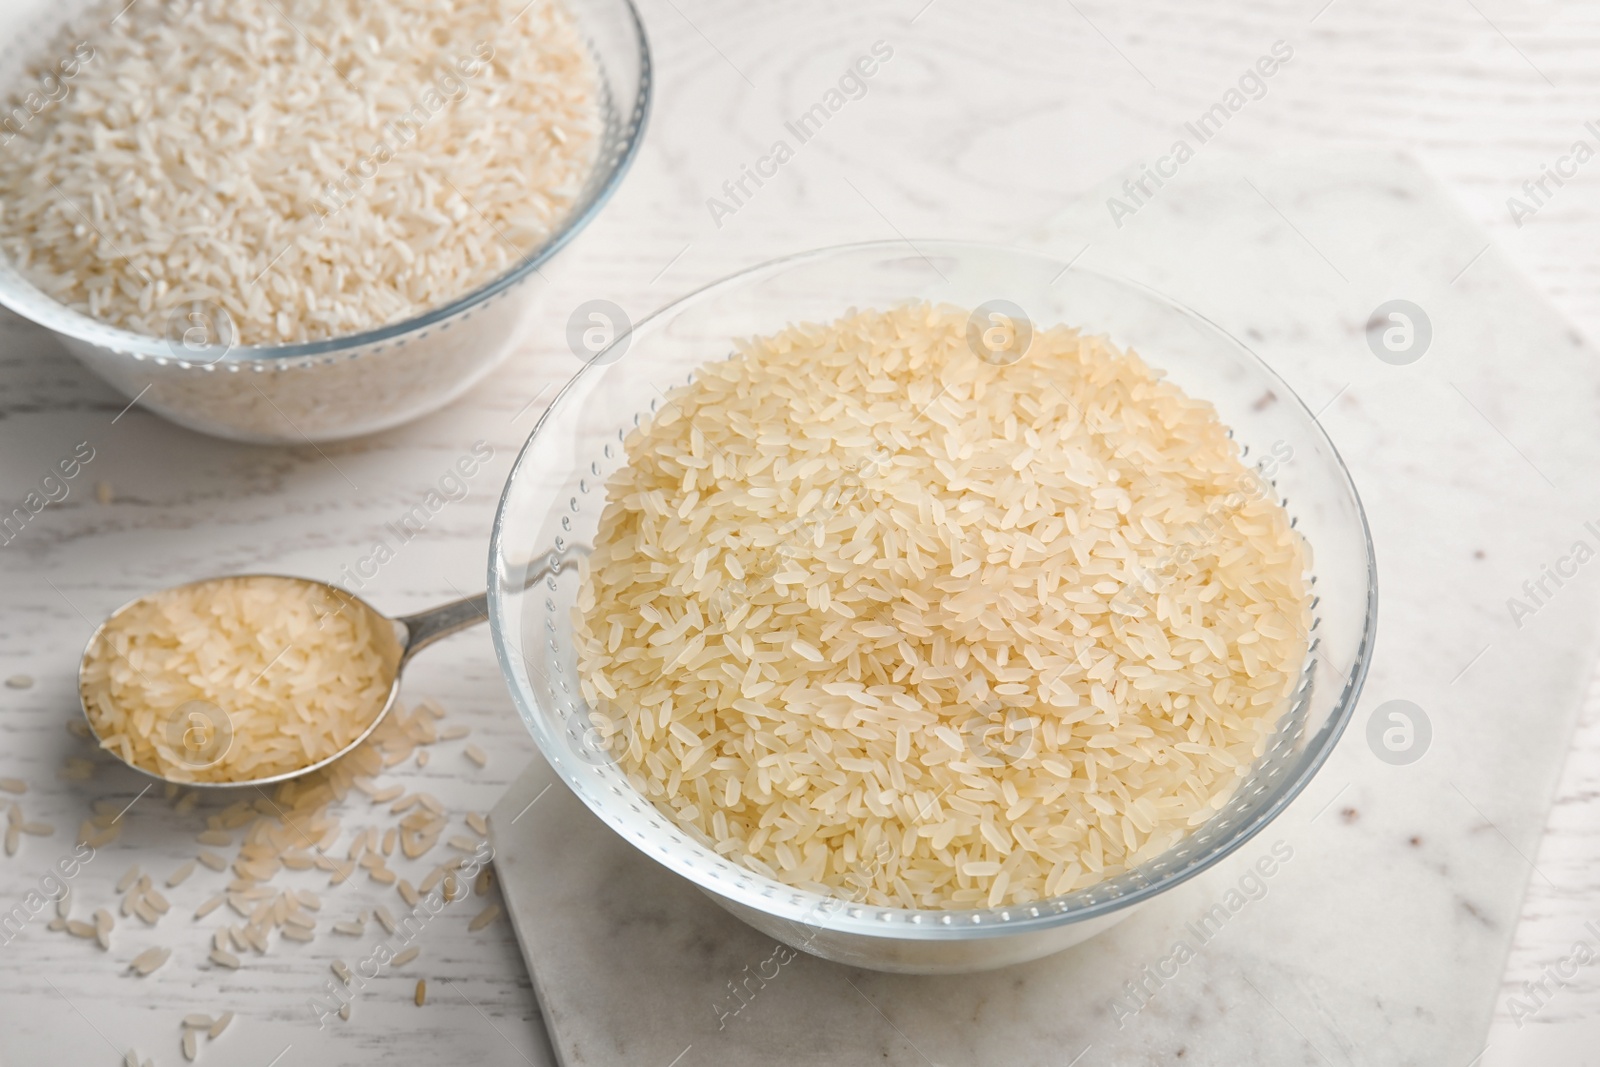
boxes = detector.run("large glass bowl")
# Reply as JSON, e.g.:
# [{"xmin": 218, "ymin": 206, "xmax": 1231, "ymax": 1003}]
[
  {"xmin": 0, "ymin": 0, "xmax": 650, "ymax": 443},
  {"xmin": 488, "ymin": 241, "xmax": 1377, "ymax": 974}
]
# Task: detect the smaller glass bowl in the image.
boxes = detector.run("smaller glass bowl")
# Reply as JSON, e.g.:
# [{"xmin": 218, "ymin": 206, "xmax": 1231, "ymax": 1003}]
[
  {"xmin": 489, "ymin": 241, "xmax": 1378, "ymax": 974},
  {"xmin": 0, "ymin": 0, "xmax": 650, "ymax": 443}
]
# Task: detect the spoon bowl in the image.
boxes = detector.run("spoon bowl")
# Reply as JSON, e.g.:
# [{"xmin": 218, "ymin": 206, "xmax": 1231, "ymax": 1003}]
[{"xmin": 77, "ymin": 574, "xmax": 488, "ymax": 788}]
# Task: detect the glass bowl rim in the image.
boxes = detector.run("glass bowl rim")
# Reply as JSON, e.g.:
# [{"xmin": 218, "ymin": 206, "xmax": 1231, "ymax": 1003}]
[
  {"xmin": 487, "ymin": 238, "xmax": 1379, "ymax": 940},
  {"xmin": 0, "ymin": 0, "xmax": 652, "ymax": 364}
]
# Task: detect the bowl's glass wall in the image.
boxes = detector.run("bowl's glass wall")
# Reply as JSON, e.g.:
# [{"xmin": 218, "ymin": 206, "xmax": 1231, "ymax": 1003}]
[
  {"xmin": 490, "ymin": 242, "xmax": 1375, "ymax": 968},
  {"xmin": 0, "ymin": 0, "xmax": 650, "ymax": 442}
]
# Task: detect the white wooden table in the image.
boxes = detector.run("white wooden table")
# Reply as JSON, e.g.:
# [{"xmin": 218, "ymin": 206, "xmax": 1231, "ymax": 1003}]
[{"xmin": 3, "ymin": 1, "xmax": 1599, "ymax": 1063}]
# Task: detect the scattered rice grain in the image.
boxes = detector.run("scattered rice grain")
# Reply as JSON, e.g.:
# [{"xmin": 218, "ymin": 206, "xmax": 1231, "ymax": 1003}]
[{"xmin": 130, "ymin": 946, "xmax": 171, "ymax": 975}]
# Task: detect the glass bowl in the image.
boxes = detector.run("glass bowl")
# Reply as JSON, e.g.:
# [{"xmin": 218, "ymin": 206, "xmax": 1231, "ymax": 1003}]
[
  {"xmin": 0, "ymin": 0, "xmax": 650, "ymax": 443},
  {"xmin": 488, "ymin": 240, "xmax": 1377, "ymax": 974}
]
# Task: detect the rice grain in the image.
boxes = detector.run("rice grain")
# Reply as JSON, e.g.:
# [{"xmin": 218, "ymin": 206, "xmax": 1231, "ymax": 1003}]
[{"xmin": 130, "ymin": 946, "xmax": 171, "ymax": 975}]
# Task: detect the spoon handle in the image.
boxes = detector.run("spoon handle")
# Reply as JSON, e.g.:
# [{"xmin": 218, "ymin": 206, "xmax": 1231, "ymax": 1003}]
[{"xmin": 397, "ymin": 592, "xmax": 489, "ymax": 664}]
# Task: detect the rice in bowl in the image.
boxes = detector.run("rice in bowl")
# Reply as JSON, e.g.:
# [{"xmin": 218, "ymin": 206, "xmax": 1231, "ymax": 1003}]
[
  {"xmin": 574, "ymin": 303, "xmax": 1312, "ymax": 910},
  {"xmin": 0, "ymin": 0, "xmax": 602, "ymax": 345}
]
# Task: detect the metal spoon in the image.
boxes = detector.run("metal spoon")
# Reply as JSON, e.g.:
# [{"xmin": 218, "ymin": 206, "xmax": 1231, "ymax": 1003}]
[{"xmin": 77, "ymin": 574, "xmax": 489, "ymax": 788}]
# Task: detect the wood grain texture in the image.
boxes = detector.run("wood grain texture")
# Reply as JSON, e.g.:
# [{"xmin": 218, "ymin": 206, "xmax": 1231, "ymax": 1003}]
[{"xmin": 3, "ymin": 0, "xmax": 1600, "ymax": 1062}]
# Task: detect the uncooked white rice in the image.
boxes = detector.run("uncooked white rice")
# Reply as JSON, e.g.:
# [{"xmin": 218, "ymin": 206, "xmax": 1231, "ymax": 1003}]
[
  {"xmin": 130, "ymin": 946, "xmax": 171, "ymax": 975},
  {"xmin": 0, "ymin": 0, "xmax": 600, "ymax": 344},
  {"xmin": 117, "ymin": 864, "xmax": 140, "ymax": 893},
  {"xmin": 81, "ymin": 576, "xmax": 394, "ymax": 783},
  {"xmin": 575, "ymin": 304, "xmax": 1311, "ymax": 909}
]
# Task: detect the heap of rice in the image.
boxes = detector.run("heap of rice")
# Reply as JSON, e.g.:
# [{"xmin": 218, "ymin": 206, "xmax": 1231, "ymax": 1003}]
[
  {"xmin": 0, "ymin": 0, "xmax": 600, "ymax": 345},
  {"xmin": 574, "ymin": 304, "xmax": 1311, "ymax": 910},
  {"xmin": 81, "ymin": 577, "xmax": 395, "ymax": 783}
]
